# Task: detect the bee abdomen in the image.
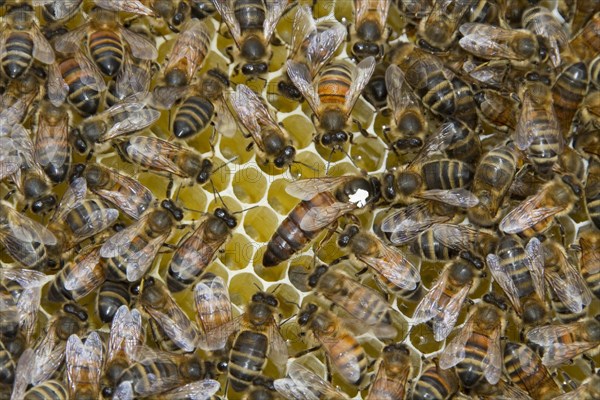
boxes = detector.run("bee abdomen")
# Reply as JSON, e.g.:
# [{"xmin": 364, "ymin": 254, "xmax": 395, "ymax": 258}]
[
  {"xmin": 413, "ymin": 366, "xmax": 458, "ymax": 400},
  {"xmin": 421, "ymin": 160, "xmax": 474, "ymax": 190},
  {"xmin": 173, "ymin": 95, "xmax": 214, "ymax": 139},
  {"xmin": 234, "ymin": 0, "xmax": 265, "ymax": 31},
  {"xmin": 88, "ymin": 31, "xmax": 123, "ymax": 77},
  {"xmin": 2, "ymin": 32, "xmax": 33, "ymax": 79},
  {"xmin": 97, "ymin": 281, "xmax": 131, "ymax": 323},
  {"xmin": 457, "ymin": 335, "xmax": 487, "ymax": 388},
  {"xmin": 23, "ymin": 380, "xmax": 68, "ymax": 400},
  {"xmin": 329, "ymin": 335, "xmax": 367, "ymax": 385},
  {"xmin": 60, "ymin": 58, "xmax": 101, "ymax": 117},
  {"xmin": 229, "ymin": 331, "xmax": 268, "ymax": 392}
]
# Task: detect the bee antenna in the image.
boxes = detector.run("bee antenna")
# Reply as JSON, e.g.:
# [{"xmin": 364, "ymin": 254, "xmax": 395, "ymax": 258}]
[
  {"xmin": 341, "ymin": 148, "xmax": 360, "ymax": 171},
  {"xmin": 268, "ymin": 283, "xmax": 282, "ymax": 295},
  {"xmin": 232, "ymin": 205, "xmax": 259, "ymax": 215},
  {"xmin": 209, "ymin": 180, "xmax": 227, "ymax": 209},
  {"xmin": 284, "ymin": 299, "xmax": 302, "ymax": 309},
  {"xmin": 325, "ymin": 147, "xmax": 335, "ymax": 176},
  {"xmin": 253, "ymin": 282, "xmax": 263, "ymax": 292},
  {"xmin": 212, "ymin": 156, "xmax": 239, "ymax": 174},
  {"xmin": 292, "ymin": 160, "xmax": 318, "ymax": 173}
]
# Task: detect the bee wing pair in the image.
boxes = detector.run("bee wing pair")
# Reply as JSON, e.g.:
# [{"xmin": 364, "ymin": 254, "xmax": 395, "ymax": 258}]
[
  {"xmin": 193, "ymin": 274, "xmax": 233, "ymax": 342},
  {"xmin": 527, "ymin": 322, "xmax": 600, "ymax": 367},
  {"xmin": 113, "ymin": 379, "xmax": 220, "ymax": 400},
  {"xmin": 48, "ymin": 53, "xmax": 106, "ymax": 107},
  {"xmin": 65, "ymin": 332, "xmax": 103, "ymax": 398},
  {"xmin": 356, "ymin": 241, "xmax": 420, "ymax": 291},
  {"xmin": 107, "ymin": 306, "xmax": 144, "ymax": 367},
  {"xmin": 545, "ymin": 248, "xmax": 592, "ymax": 313},
  {"xmin": 274, "ymin": 362, "xmax": 350, "ymax": 400}
]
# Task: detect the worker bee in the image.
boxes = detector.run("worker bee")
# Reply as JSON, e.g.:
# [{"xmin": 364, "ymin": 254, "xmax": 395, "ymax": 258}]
[
  {"xmin": 75, "ymin": 163, "xmax": 154, "ymax": 221},
  {"xmin": 553, "ymin": 374, "xmax": 600, "ymax": 400},
  {"xmin": 417, "ymin": 0, "xmax": 473, "ymax": 52},
  {"xmin": 100, "ymin": 199, "xmax": 183, "ymax": 282},
  {"xmin": 139, "ymin": 277, "xmax": 199, "ymax": 353},
  {"xmin": 486, "ymin": 236, "xmax": 549, "ymax": 325},
  {"xmin": 336, "ymin": 224, "xmax": 421, "ymax": 299},
  {"xmin": 167, "ymin": 207, "xmax": 237, "ymax": 292},
  {"xmin": 286, "ymin": 57, "xmax": 376, "ymax": 150},
  {"xmin": 297, "ymin": 303, "xmax": 367, "ymax": 387},
  {"xmin": 423, "ymin": 224, "xmax": 498, "ymax": 267},
  {"xmin": 526, "ymin": 316, "xmax": 600, "ymax": 367},
  {"xmin": 0, "ymin": 71, "xmax": 41, "ymax": 133},
  {"xmin": 34, "ymin": 100, "xmax": 70, "ymax": 184},
  {"xmin": 0, "ymin": 333, "xmax": 25, "ymax": 385},
  {"xmin": 350, "ymin": 0, "xmax": 391, "ymax": 60},
  {"xmin": 213, "ymin": 0, "xmax": 290, "ymax": 76},
  {"xmin": 500, "ymin": 173, "xmax": 582, "ymax": 237},
  {"xmin": 0, "ymin": 200, "xmax": 57, "ymax": 269},
  {"xmin": 468, "ymin": 144, "xmax": 519, "ymax": 227},
  {"xmin": 262, "ymin": 174, "xmax": 380, "ymax": 267},
  {"xmin": 307, "ymin": 264, "xmax": 396, "ymax": 338},
  {"xmin": 193, "ymin": 273, "xmax": 232, "ymax": 350},
  {"xmin": 366, "ymin": 343, "xmax": 412, "ymax": 400},
  {"xmin": 474, "ymin": 90, "xmax": 519, "ymax": 132},
  {"xmin": 65, "ymin": 332, "xmax": 103, "ymax": 400},
  {"xmin": 570, "ymin": 12, "xmax": 600, "ymax": 62},
  {"xmin": 522, "ymin": 5, "xmax": 570, "ymax": 68},
  {"xmin": 553, "ymin": 61, "xmax": 589, "ymax": 139},
  {"xmin": 579, "ymin": 229, "xmax": 600, "ymax": 299},
  {"xmin": 105, "ymin": 53, "xmax": 154, "ymax": 107},
  {"xmin": 54, "ymin": 7, "xmax": 157, "ymax": 77},
  {"xmin": 47, "ymin": 245, "xmax": 104, "ymax": 303},
  {"xmin": 47, "ymin": 52, "xmax": 106, "ymax": 116},
  {"xmin": 503, "ymin": 341, "xmax": 563, "ymax": 400},
  {"xmin": 439, "ymin": 299, "xmax": 506, "ymax": 388},
  {"xmin": 197, "ymin": 291, "xmax": 287, "ymax": 392},
  {"xmin": 96, "ymin": 281, "xmax": 139, "ymax": 325},
  {"xmin": 114, "ymin": 136, "xmax": 214, "ymax": 192},
  {"xmin": 411, "ymin": 358, "xmax": 459, "ymax": 400},
  {"xmin": 458, "ymin": 23, "xmax": 544, "ymax": 68},
  {"xmin": 412, "ymin": 259, "xmax": 478, "ymax": 342},
  {"xmin": 383, "ymin": 64, "xmax": 428, "ymax": 153},
  {"xmin": 274, "ymin": 361, "xmax": 350, "ymax": 400},
  {"xmin": 0, "ymin": 3, "xmax": 55, "ymax": 79}
]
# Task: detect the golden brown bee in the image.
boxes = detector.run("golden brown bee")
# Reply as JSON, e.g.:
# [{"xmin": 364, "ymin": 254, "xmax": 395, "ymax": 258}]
[
  {"xmin": 473, "ymin": 90, "xmax": 519, "ymax": 131},
  {"xmin": 167, "ymin": 208, "xmax": 237, "ymax": 292},
  {"xmin": 286, "ymin": 57, "xmax": 376, "ymax": 150},
  {"xmin": 75, "ymin": 163, "xmax": 154, "ymax": 221},
  {"xmin": 115, "ymin": 136, "xmax": 214, "ymax": 191},
  {"xmin": 553, "ymin": 374, "xmax": 600, "ymax": 400},
  {"xmin": 105, "ymin": 53, "xmax": 154, "ymax": 107},
  {"xmin": 366, "ymin": 343, "xmax": 411, "ymax": 400},
  {"xmin": 0, "ymin": 199, "xmax": 57, "ymax": 269},
  {"xmin": 34, "ymin": 100, "xmax": 70, "ymax": 184},
  {"xmin": 230, "ymin": 84, "xmax": 297, "ymax": 169},
  {"xmin": 486, "ymin": 236, "xmax": 549, "ymax": 325},
  {"xmin": 585, "ymin": 157, "xmax": 600, "ymax": 229},
  {"xmin": 54, "ymin": 7, "xmax": 157, "ymax": 77},
  {"xmin": 297, "ymin": 303, "xmax": 367, "ymax": 387},
  {"xmin": 458, "ymin": 23, "xmax": 544, "ymax": 68},
  {"xmin": 337, "ymin": 224, "xmax": 421, "ymax": 299},
  {"xmin": 96, "ymin": 281, "xmax": 138, "ymax": 324},
  {"xmin": 468, "ymin": 144, "xmax": 519, "ymax": 227},
  {"xmin": 417, "ymin": 0, "xmax": 472, "ymax": 52},
  {"xmin": 522, "ymin": 6, "xmax": 570, "ymax": 68},
  {"xmin": 139, "ymin": 277, "xmax": 199, "ymax": 353},
  {"xmin": 213, "ymin": 0, "xmax": 290, "ymax": 76},
  {"xmin": 383, "ymin": 64, "xmax": 428, "ymax": 153},
  {"xmin": 262, "ymin": 175, "xmax": 380, "ymax": 267},
  {"xmin": 526, "ymin": 316, "xmax": 600, "ymax": 367},
  {"xmin": 274, "ymin": 361, "xmax": 350, "ymax": 399},
  {"xmin": 499, "ymin": 173, "xmax": 582, "ymax": 237},
  {"xmin": 553, "ymin": 61, "xmax": 590, "ymax": 139},
  {"xmin": 411, "ymin": 358, "xmax": 459, "ymax": 400},
  {"xmin": 100, "ymin": 199, "xmax": 184, "ymax": 282},
  {"xmin": 350, "ymin": 0, "xmax": 391, "ymax": 60},
  {"xmin": 65, "ymin": 332, "xmax": 103, "ymax": 400},
  {"xmin": 0, "ymin": 4, "xmax": 55, "ymax": 79},
  {"xmin": 439, "ymin": 299, "xmax": 506, "ymax": 389},
  {"xmin": 579, "ymin": 229, "xmax": 600, "ymax": 299},
  {"xmin": 503, "ymin": 341, "xmax": 563, "ymax": 400},
  {"xmin": 47, "ymin": 245, "xmax": 104, "ymax": 303},
  {"xmin": 413, "ymin": 259, "xmax": 478, "ymax": 341},
  {"xmin": 194, "ymin": 273, "xmax": 232, "ymax": 350},
  {"xmin": 570, "ymin": 0, "xmax": 600, "ymax": 35},
  {"xmin": 307, "ymin": 264, "xmax": 396, "ymax": 338}
]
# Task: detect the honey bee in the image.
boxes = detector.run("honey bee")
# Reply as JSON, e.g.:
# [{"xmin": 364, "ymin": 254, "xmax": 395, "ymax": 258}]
[
  {"xmin": 472, "ymin": 377, "xmax": 535, "ymax": 399},
  {"xmin": 286, "ymin": 57, "xmax": 376, "ymax": 150},
  {"xmin": 167, "ymin": 208, "xmax": 237, "ymax": 292},
  {"xmin": 262, "ymin": 175, "xmax": 380, "ymax": 267},
  {"xmin": 47, "ymin": 52, "xmax": 106, "ymax": 116},
  {"xmin": 0, "ymin": 71, "xmax": 41, "ymax": 133},
  {"xmin": 499, "ymin": 173, "xmax": 582, "ymax": 237},
  {"xmin": 412, "ymin": 259, "xmax": 478, "ymax": 342},
  {"xmin": 114, "ymin": 136, "xmax": 214, "ymax": 192},
  {"xmin": 444, "ymin": 120, "xmax": 482, "ymax": 166},
  {"xmin": 0, "ymin": 333, "xmax": 25, "ymax": 385},
  {"xmin": 553, "ymin": 374, "xmax": 600, "ymax": 400},
  {"xmin": 0, "ymin": 4, "xmax": 55, "ymax": 79},
  {"xmin": 70, "ymin": 100, "xmax": 160, "ymax": 157},
  {"xmin": 65, "ymin": 332, "xmax": 103, "ymax": 400},
  {"xmin": 194, "ymin": 273, "xmax": 232, "ymax": 350},
  {"xmin": 213, "ymin": 0, "xmax": 290, "ymax": 76},
  {"xmin": 579, "ymin": 229, "xmax": 600, "ymax": 299},
  {"xmin": 75, "ymin": 163, "xmax": 154, "ymax": 221},
  {"xmin": 96, "ymin": 281, "xmax": 138, "ymax": 324},
  {"xmin": 230, "ymin": 84, "xmax": 297, "ymax": 169},
  {"xmin": 105, "ymin": 53, "xmax": 154, "ymax": 107},
  {"xmin": 458, "ymin": 23, "xmax": 544, "ymax": 69},
  {"xmin": 383, "ymin": 64, "xmax": 428, "ymax": 153},
  {"xmin": 273, "ymin": 361, "xmax": 350, "ymax": 400},
  {"xmin": 100, "ymin": 199, "xmax": 184, "ymax": 282},
  {"xmin": 54, "ymin": 7, "xmax": 157, "ymax": 77},
  {"xmin": 0, "ymin": 200, "xmax": 57, "ymax": 269},
  {"xmin": 503, "ymin": 341, "xmax": 563, "ymax": 400},
  {"xmin": 139, "ymin": 0, "xmax": 192, "ymax": 32},
  {"xmin": 366, "ymin": 343, "xmax": 411, "ymax": 400},
  {"xmin": 307, "ymin": 264, "xmax": 396, "ymax": 338},
  {"xmin": 486, "ymin": 236, "xmax": 549, "ymax": 325},
  {"xmin": 411, "ymin": 358, "xmax": 459, "ymax": 400},
  {"xmin": 47, "ymin": 245, "xmax": 104, "ymax": 303},
  {"xmin": 297, "ymin": 303, "xmax": 367, "ymax": 387},
  {"xmin": 473, "ymin": 90, "xmax": 519, "ymax": 131},
  {"xmin": 139, "ymin": 277, "xmax": 199, "ymax": 353},
  {"xmin": 526, "ymin": 316, "xmax": 600, "ymax": 367},
  {"xmin": 468, "ymin": 144, "xmax": 519, "ymax": 227},
  {"xmin": 197, "ymin": 291, "xmax": 287, "ymax": 392},
  {"xmin": 585, "ymin": 157, "xmax": 600, "ymax": 230},
  {"xmin": 336, "ymin": 224, "xmax": 421, "ymax": 299},
  {"xmin": 33, "ymin": 100, "xmax": 70, "ymax": 185},
  {"xmin": 570, "ymin": 0, "xmax": 600, "ymax": 35},
  {"xmin": 552, "ymin": 61, "xmax": 589, "ymax": 139},
  {"xmin": 438, "ymin": 299, "xmax": 506, "ymax": 388},
  {"xmin": 350, "ymin": 0, "xmax": 391, "ymax": 60},
  {"xmin": 417, "ymin": 0, "xmax": 472, "ymax": 52},
  {"xmin": 522, "ymin": 5, "xmax": 570, "ymax": 68}
]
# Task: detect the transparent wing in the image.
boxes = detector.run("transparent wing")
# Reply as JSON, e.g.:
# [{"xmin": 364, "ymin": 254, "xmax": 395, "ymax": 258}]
[
  {"xmin": 482, "ymin": 324, "xmax": 503, "ymax": 384},
  {"xmin": 63, "ymin": 247, "xmax": 103, "ymax": 293},
  {"xmin": 69, "ymin": 203, "xmax": 119, "ymax": 241},
  {"xmin": 299, "ymin": 202, "xmax": 356, "ymax": 231},
  {"xmin": 525, "ymin": 237, "xmax": 546, "ymax": 299},
  {"xmin": 264, "ymin": 0, "xmax": 290, "ymax": 41},
  {"xmin": 32, "ymin": 28, "xmax": 56, "ymax": 64},
  {"xmin": 75, "ymin": 52, "xmax": 106, "ymax": 92},
  {"xmin": 417, "ymin": 189, "xmax": 479, "ymax": 208},
  {"xmin": 381, "ymin": 201, "xmax": 451, "ymax": 245},
  {"xmin": 47, "ymin": 62, "xmax": 69, "ymax": 107},
  {"xmin": 499, "ymin": 191, "xmax": 560, "ymax": 234},
  {"xmin": 434, "ymin": 284, "xmax": 470, "ymax": 342},
  {"xmin": 358, "ymin": 243, "xmax": 420, "ymax": 290},
  {"xmin": 145, "ymin": 307, "xmax": 198, "ymax": 352},
  {"xmin": 213, "ymin": 0, "xmax": 241, "ymax": 44},
  {"xmin": 126, "ymin": 232, "xmax": 168, "ymax": 282},
  {"xmin": 65, "ymin": 332, "xmax": 103, "ymax": 398},
  {"xmin": 487, "ymin": 253, "xmax": 523, "ymax": 313},
  {"xmin": 412, "ymin": 270, "xmax": 448, "ymax": 324},
  {"xmin": 459, "ymin": 23, "xmax": 528, "ymax": 60},
  {"xmin": 214, "ymin": 98, "xmax": 237, "ymax": 138},
  {"xmin": 230, "ymin": 84, "xmax": 268, "ymax": 150},
  {"xmin": 125, "ymin": 137, "xmax": 185, "ymax": 175},
  {"xmin": 194, "ymin": 274, "xmax": 232, "ymax": 334},
  {"xmin": 345, "ymin": 56, "xmax": 376, "ymax": 111},
  {"xmin": 305, "ymin": 18, "xmax": 346, "ymax": 76},
  {"xmin": 161, "ymin": 380, "xmax": 221, "ymax": 400},
  {"xmin": 103, "ymin": 105, "xmax": 161, "ymax": 141},
  {"xmin": 290, "ymin": 6, "xmax": 316, "ymax": 59},
  {"xmin": 100, "ymin": 215, "xmax": 149, "ymax": 258},
  {"xmin": 195, "ymin": 315, "xmax": 242, "ymax": 351},
  {"xmin": 286, "ymin": 60, "xmax": 320, "ymax": 112},
  {"xmin": 285, "ymin": 176, "xmax": 353, "ymax": 200},
  {"xmin": 267, "ymin": 322, "xmax": 289, "ymax": 373},
  {"xmin": 94, "ymin": 0, "xmax": 156, "ymax": 15},
  {"xmin": 121, "ymin": 28, "xmax": 158, "ymax": 60},
  {"xmin": 54, "ymin": 24, "xmax": 87, "ymax": 54},
  {"xmin": 438, "ymin": 316, "xmax": 474, "ymax": 369}
]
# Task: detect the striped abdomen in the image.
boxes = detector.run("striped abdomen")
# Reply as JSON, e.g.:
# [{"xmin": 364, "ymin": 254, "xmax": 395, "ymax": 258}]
[
  {"xmin": 119, "ymin": 360, "xmax": 179, "ymax": 395},
  {"xmin": 96, "ymin": 281, "xmax": 132, "ymax": 323},
  {"xmin": 59, "ymin": 57, "xmax": 101, "ymax": 116},
  {"xmin": 526, "ymin": 118, "xmax": 561, "ymax": 176},
  {"xmin": 229, "ymin": 330, "xmax": 268, "ymax": 392},
  {"xmin": 318, "ymin": 62, "xmax": 352, "ymax": 106},
  {"xmin": 410, "ymin": 229, "xmax": 459, "ymax": 262},
  {"xmin": 552, "ymin": 62, "xmax": 588, "ymax": 138},
  {"xmin": 234, "ymin": 0, "xmax": 265, "ymax": 32},
  {"xmin": 421, "ymin": 159, "xmax": 474, "ymax": 190},
  {"xmin": 23, "ymin": 380, "xmax": 68, "ymax": 400},
  {"xmin": 456, "ymin": 331, "xmax": 490, "ymax": 388},
  {"xmin": 88, "ymin": 29, "xmax": 123, "ymax": 77},
  {"xmin": 1, "ymin": 31, "xmax": 33, "ymax": 79},
  {"xmin": 496, "ymin": 237, "xmax": 535, "ymax": 299},
  {"xmin": 451, "ymin": 77, "xmax": 478, "ymax": 129},
  {"xmin": 102, "ymin": 231, "xmax": 155, "ymax": 282},
  {"xmin": 173, "ymin": 95, "xmax": 214, "ymax": 139},
  {"xmin": 412, "ymin": 363, "xmax": 459, "ymax": 400},
  {"xmin": 323, "ymin": 332, "xmax": 367, "ymax": 386}
]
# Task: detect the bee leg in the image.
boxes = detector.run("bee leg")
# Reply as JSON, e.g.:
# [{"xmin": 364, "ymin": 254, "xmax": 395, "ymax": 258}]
[
  {"xmin": 556, "ymin": 217, "xmax": 567, "ymax": 247},
  {"xmin": 330, "ymin": 255, "xmax": 350, "ymax": 266},
  {"xmin": 382, "ymin": 125, "xmax": 401, "ymax": 157},
  {"xmin": 325, "ymin": 354, "xmax": 333, "ymax": 383},
  {"xmin": 353, "ymin": 119, "xmax": 372, "ymax": 138},
  {"xmin": 561, "ymin": 371, "xmax": 578, "ymax": 391},
  {"xmin": 354, "ymin": 266, "xmax": 369, "ymax": 278},
  {"xmin": 3, "ymin": 189, "xmax": 16, "ymax": 200},
  {"xmin": 583, "ymin": 354, "xmax": 596, "ymax": 372},
  {"xmin": 293, "ymin": 345, "xmax": 321, "ymax": 358}
]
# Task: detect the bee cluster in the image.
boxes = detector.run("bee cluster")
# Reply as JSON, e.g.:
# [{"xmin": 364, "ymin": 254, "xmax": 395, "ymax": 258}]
[{"xmin": 1, "ymin": 0, "xmax": 600, "ymax": 399}]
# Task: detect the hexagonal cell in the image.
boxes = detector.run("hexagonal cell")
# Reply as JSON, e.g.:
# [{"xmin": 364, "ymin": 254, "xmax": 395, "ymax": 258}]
[
  {"xmin": 209, "ymin": 158, "xmax": 232, "ymax": 194},
  {"xmin": 288, "ymin": 151, "xmax": 326, "ymax": 180},
  {"xmin": 282, "ymin": 114, "xmax": 314, "ymax": 150},
  {"xmin": 350, "ymin": 135, "xmax": 386, "ymax": 172},
  {"xmin": 243, "ymin": 206, "xmax": 278, "ymax": 242},
  {"xmin": 269, "ymin": 283, "xmax": 300, "ymax": 319},
  {"xmin": 219, "ymin": 233, "xmax": 254, "ymax": 271},
  {"xmin": 228, "ymin": 273, "xmax": 264, "ymax": 309},
  {"xmin": 207, "ymin": 196, "xmax": 242, "ymax": 214},
  {"xmin": 219, "ymin": 131, "xmax": 254, "ymax": 165},
  {"xmin": 253, "ymin": 245, "xmax": 288, "ymax": 281},
  {"xmin": 267, "ymin": 178, "xmax": 298, "ymax": 215},
  {"xmin": 232, "ymin": 163, "xmax": 268, "ymax": 204},
  {"xmin": 177, "ymin": 185, "xmax": 208, "ymax": 218}
]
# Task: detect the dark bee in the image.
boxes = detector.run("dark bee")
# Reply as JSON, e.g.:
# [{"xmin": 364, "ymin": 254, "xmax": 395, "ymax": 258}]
[
  {"xmin": 366, "ymin": 343, "xmax": 412, "ymax": 400},
  {"xmin": 417, "ymin": 0, "xmax": 473, "ymax": 52},
  {"xmin": 350, "ymin": 0, "xmax": 391, "ymax": 60},
  {"xmin": 411, "ymin": 358, "xmax": 459, "ymax": 400},
  {"xmin": 96, "ymin": 281, "xmax": 138, "ymax": 324},
  {"xmin": 105, "ymin": 53, "xmax": 154, "ymax": 107},
  {"xmin": 474, "ymin": 89, "xmax": 519, "ymax": 131},
  {"xmin": 47, "ymin": 245, "xmax": 104, "ymax": 303},
  {"xmin": 522, "ymin": 5, "xmax": 569, "ymax": 68},
  {"xmin": 552, "ymin": 61, "xmax": 589, "ymax": 139},
  {"xmin": 34, "ymin": 101, "xmax": 71, "ymax": 184}
]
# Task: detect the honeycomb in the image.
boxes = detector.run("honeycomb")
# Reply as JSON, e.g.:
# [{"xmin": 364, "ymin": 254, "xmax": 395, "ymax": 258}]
[{"xmin": 0, "ymin": 0, "xmax": 599, "ymax": 399}]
